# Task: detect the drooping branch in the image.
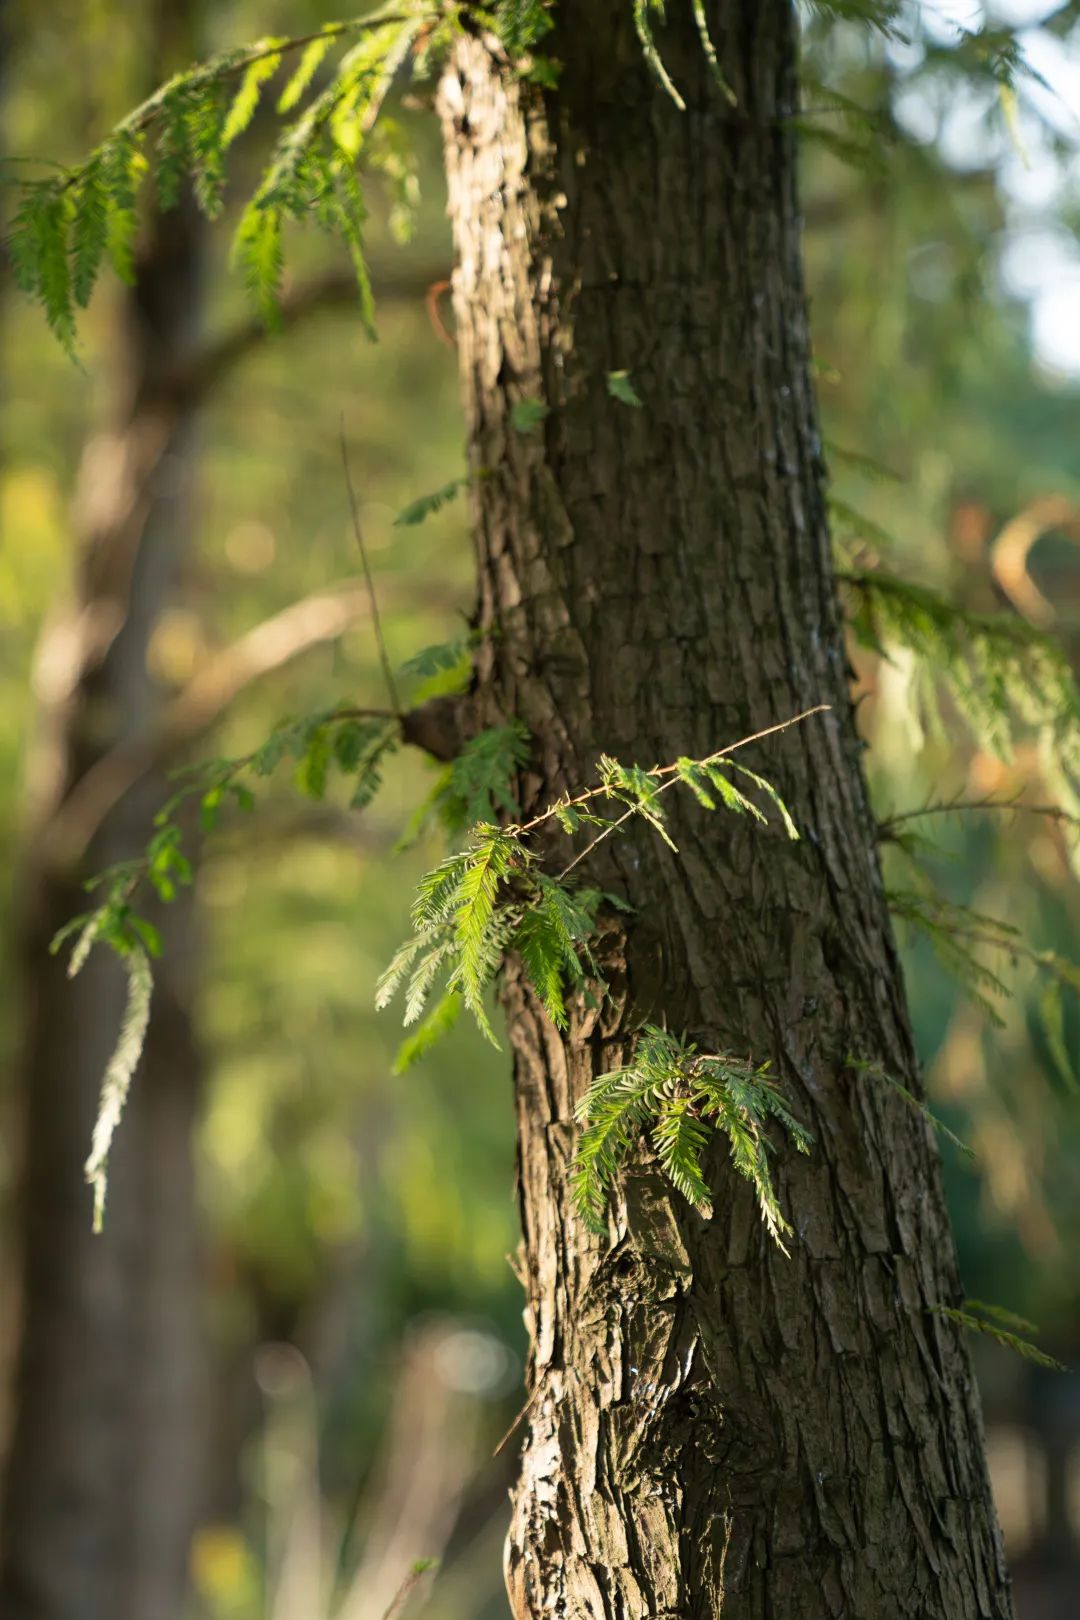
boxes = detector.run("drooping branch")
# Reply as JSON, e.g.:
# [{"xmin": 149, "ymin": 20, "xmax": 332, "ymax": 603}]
[
  {"xmin": 166, "ymin": 262, "xmax": 451, "ymax": 406},
  {"xmin": 40, "ymin": 581, "xmax": 470, "ymax": 867},
  {"xmin": 879, "ymin": 795, "xmax": 1080, "ymax": 842}
]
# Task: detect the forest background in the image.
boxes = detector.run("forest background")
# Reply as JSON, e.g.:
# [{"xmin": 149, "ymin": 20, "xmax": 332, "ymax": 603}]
[{"xmin": 2, "ymin": 1, "xmax": 1080, "ymax": 1616}]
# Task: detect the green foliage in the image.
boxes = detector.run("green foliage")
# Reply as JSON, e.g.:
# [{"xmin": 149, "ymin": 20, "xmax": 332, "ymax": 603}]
[
  {"xmin": 433, "ymin": 722, "xmax": 530, "ymax": 832},
  {"xmin": 380, "ymin": 718, "xmax": 814, "ymax": 1081},
  {"xmin": 51, "ymin": 893, "xmax": 156, "ymax": 1232},
  {"xmin": 606, "ymin": 370, "xmax": 643, "ymax": 408},
  {"xmin": 932, "ymin": 1303, "xmax": 1065, "ymax": 1372},
  {"xmin": 571, "ymin": 1027, "xmax": 812, "ymax": 1244},
  {"xmin": 399, "ymin": 632, "xmax": 474, "ymax": 681},
  {"xmin": 100, "ymin": 132, "xmax": 147, "ymax": 284},
  {"xmin": 586, "ymin": 725, "xmax": 804, "ymax": 860},
  {"xmin": 70, "ymin": 163, "xmax": 109, "ymax": 309},
  {"xmin": 222, "ymin": 43, "xmax": 285, "ymax": 149},
  {"xmin": 841, "ymin": 569, "xmax": 1080, "ymax": 794},
  {"xmin": 850, "ymin": 1057, "xmax": 974, "ymax": 1160},
  {"xmin": 888, "ymin": 887, "xmax": 1016, "ymax": 1026},
  {"xmin": 6, "ymin": 8, "xmax": 435, "ymax": 350},
  {"xmin": 510, "ymin": 397, "xmax": 549, "ymax": 434},
  {"xmin": 395, "ymin": 721, "xmax": 527, "ymax": 847},
  {"xmin": 394, "ymin": 478, "xmax": 468, "ymax": 527},
  {"xmin": 391, "ymin": 991, "xmax": 463, "ymax": 1074},
  {"xmin": 9, "ymin": 182, "xmax": 77, "ymax": 353},
  {"xmin": 378, "ymin": 825, "xmax": 525, "ymax": 1045},
  {"xmin": 512, "ymin": 875, "xmax": 601, "ymax": 1030},
  {"xmin": 231, "ymin": 201, "xmax": 284, "ymax": 329},
  {"xmin": 803, "ymin": 0, "xmax": 905, "ymax": 39},
  {"xmin": 489, "ymin": 0, "xmax": 554, "ymax": 54},
  {"xmin": 888, "ymin": 882, "xmax": 1080, "ymax": 1035},
  {"xmin": 277, "ymin": 35, "xmax": 333, "ymax": 114},
  {"xmin": 52, "ymin": 703, "xmax": 401, "ymax": 1227}
]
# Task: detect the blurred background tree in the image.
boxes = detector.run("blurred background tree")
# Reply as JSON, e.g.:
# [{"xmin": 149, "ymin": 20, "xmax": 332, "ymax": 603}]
[{"xmin": 0, "ymin": 1, "xmax": 1078, "ymax": 1617}]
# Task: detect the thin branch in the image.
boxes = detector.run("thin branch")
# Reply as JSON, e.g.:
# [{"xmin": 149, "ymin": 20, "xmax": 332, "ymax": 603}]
[
  {"xmin": 890, "ymin": 891, "xmax": 1079, "ymax": 988},
  {"xmin": 41, "ymin": 584, "xmax": 380, "ymax": 867},
  {"xmin": 660, "ymin": 703, "xmax": 832, "ymax": 772},
  {"xmin": 378, "ymin": 1562, "xmax": 438, "ymax": 1620},
  {"xmin": 880, "ymin": 795, "xmax": 1080, "ymax": 839},
  {"xmin": 491, "ymin": 1380, "xmax": 543, "ymax": 1459},
  {"xmin": 341, "ymin": 421, "xmax": 402, "ymax": 716},
  {"xmin": 424, "ymin": 278, "xmax": 455, "ymax": 346},
  {"xmin": 41, "ymin": 587, "xmax": 469, "ymax": 872},
  {"xmin": 556, "ymin": 801, "xmax": 639, "ymax": 882},
  {"xmin": 503, "ymin": 704, "xmax": 831, "ymax": 881},
  {"xmin": 513, "ymin": 705, "xmax": 830, "ymax": 840},
  {"xmin": 172, "ymin": 263, "xmax": 451, "ymax": 405},
  {"xmin": 563, "ymin": 703, "xmax": 829, "ymax": 875}
]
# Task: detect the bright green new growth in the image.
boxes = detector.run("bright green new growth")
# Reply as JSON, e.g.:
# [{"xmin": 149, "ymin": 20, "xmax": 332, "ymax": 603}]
[
  {"xmin": 378, "ymin": 712, "xmax": 810, "ymax": 1048},
  {"xmin": 6, "ymin": 6, "xmax": 446, "ymax": 354},
  {"xmin": 377, "ymin": 823, "xmax": 606, "ymax": 1047},
  {"xmin": 376, "ymin": 714, "xmax": 813, "ymax": 1241},
  {"xmin": 572, "ymin": 1027, "xmax": 812, "ymax": 1246},
  {"xmin": 417, "ymin": 721, "xmax": 531, "ymax": 835}
]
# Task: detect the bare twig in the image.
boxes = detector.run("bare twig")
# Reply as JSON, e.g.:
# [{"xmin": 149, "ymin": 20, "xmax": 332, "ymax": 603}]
[
  {"xmin": 425, "ymin": 278, "xmax": 455, "ymax": 346},
  {"xmin": 492, "ymin": 1380, "xmax": 543, "ymax": 1458},
  {"xmin": 341, "ymin": 421, "xmax": 402, "ymax": 716},
  {"xmin": 171, "ymin": 262, "xmax": 452, "ymax": 405},
  {"xmin": 879, "ymin": 794, "xmax": 1080, "ymax": 840},
  {"xmin": 378, "ymin": 1562, "xmax": 438, "ymax": 1620},
  {"xmin": 40, "ymin": 580, "xmax": 468, "ymax": 868}
]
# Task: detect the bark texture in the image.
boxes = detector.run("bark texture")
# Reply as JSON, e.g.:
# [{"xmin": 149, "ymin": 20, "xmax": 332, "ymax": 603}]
[
  {"xmin": 0, "ymin": 25, "xmax": 207, "ymax": 1616},
  {"xmin": 439, "ymin": 5, "xmax": 1013, "ymax": 1617}
]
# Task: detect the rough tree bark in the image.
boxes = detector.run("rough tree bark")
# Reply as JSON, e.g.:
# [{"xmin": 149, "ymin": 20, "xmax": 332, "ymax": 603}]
[
  {"xmin": 0, "ymin": 11, "xmax": 206, "ymax": 1617},
  {"xmin": 439, "ymin": 4, "xmax": 1013, "ymax": 1617}
]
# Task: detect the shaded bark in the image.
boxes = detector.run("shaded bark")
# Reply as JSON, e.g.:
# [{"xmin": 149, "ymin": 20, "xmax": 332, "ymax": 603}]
[
  {"xmin": 0, "ymin": 19, "xmax": 207, "ymax": 1616},
  {"xmin": 439, "ymin": 5, "xmax": 1012, "ymax": 1616}
]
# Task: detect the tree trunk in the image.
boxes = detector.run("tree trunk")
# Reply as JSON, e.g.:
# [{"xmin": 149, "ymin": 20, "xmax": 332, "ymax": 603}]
[
  {"xmin": 439, "ymin": 5, "xmax": 1013, "ymax": 1616},
  {"xmin": 0, "ymin": 18, "xmax": 207, "ymax": 1617}
]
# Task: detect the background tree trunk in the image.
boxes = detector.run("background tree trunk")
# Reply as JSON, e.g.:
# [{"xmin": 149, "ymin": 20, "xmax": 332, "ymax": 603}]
[
  {"xmin": 440, "ymin": 5, "xmax": 1014, "ymax": 1616},
  {"xmin": 0, "ymin": 8, "xmax": 207, "ymax": 1614}
]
